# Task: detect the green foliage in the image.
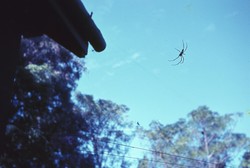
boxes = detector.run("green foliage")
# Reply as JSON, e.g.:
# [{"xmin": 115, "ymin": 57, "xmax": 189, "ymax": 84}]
[
  {"xmin": 140, "ymin": 106, "xmax": 250, "ymax": 168},
  {"xmin": 0, "ymin": 36, "xmax": 133, "ymax": 168}
]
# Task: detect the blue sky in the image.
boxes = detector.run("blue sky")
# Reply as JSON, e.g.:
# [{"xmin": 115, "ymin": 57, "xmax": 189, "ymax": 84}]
[{"xmin": 79, "ymin": 0, "xmax": 250, "ymax": 138}]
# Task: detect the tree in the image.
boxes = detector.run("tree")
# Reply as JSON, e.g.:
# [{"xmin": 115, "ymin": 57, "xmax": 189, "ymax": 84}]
[
  {"xmin": 0, "ymin": 36, "xmax": 133, "ymax": 167},
  {"xmin": 139, "ymin": 106, "xmax": 250, "ymax": 168},
  {"xmin": 137, "ymin": 156, "xmax": 150, "ymax": 168},
  {"xmin": 240, "ymin": 151, "xmax": 250, "ymax": 168},
  {"xmin": 75, "ymin": 93, "xmax": 134, "ymax": 168}
]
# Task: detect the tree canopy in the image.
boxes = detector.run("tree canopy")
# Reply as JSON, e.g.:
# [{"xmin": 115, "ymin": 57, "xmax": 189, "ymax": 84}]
[
  {"xmin": 0, "ymin": 36, "xmax": 133, "ymax": 168},
  {"xmin": 139, "ymin": 106, "xmax": 250, "ymax": 168},
  {"xmin": 240, "ymin": 148, "xmax": 250, "ymax": 168}
]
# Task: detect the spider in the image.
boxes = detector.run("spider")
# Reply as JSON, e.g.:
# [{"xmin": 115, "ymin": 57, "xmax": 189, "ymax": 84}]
[{"xmin": 169, "ymin": 40, "xmax": 188, "ymax": 65}]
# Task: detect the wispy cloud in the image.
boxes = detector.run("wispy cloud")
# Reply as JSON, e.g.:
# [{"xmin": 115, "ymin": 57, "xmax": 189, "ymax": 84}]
[
  {"xmin": 112, "ymin": 61, "xmax": 129, "ymax": 69},
  {"xmin": 105, "ymin": 71, "xmax": 115, "ymax": 76},
  {"xmin": 225, "ymin": 11, "xmax": 239, "ymax": 18},
  {"xmin": 98, "ymin": 0, "xmax": 115, "ymax": 16},
  {"xmin": 151, "ymin": 8, "xmax": 166, "ymax": 19},
  {"xmin": 112, "ymin": 52, "xmax": 141, "ymax": 69},
  {"xmin": 84, "ymin": 58, "xmax": 101, "ymax": 71},
  {"xmin": 204, "ymin": 23, "xmax": 216, "ymax": 32},
  {"xmin": 110, "ymin": 25, "xmax": 122, "ymax": 35},
  {"xmin": 152, "ymin": 68, "xmax": 161, "ymax": 76},
  {"xmin": 131, "ymin": 52, "xmax": 141, "ymax": 60}
]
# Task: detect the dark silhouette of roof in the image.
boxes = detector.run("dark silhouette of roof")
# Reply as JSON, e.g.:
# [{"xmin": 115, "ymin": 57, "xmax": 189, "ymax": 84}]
[{"xmin": 1, "ymin": 0, "xmax": 106, "ymax": 57}]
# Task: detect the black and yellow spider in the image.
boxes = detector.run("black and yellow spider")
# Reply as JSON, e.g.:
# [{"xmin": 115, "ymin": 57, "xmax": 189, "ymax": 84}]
[{"xmin": 169, "ymin": 41, "xmax": 188, "ymax": 65}]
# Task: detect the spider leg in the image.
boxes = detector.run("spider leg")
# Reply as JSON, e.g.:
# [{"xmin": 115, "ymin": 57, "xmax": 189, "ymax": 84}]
[
  {"xmin": 175, "ymin": 48, "xmax": 181, "ymax": 52},
  {"xmin": 168, "ymin": 56, "xmax": 180, "ymax": 61},
  {"xmin": 185, "ymin": 42, "xmax": 188, "ymax": 52},
  {"xmin": 172, "ymin": 58, "xmax": 183, "ymax": 66},
  {"xmin": 181, "ymin": 56, "xmax": 184, "ymax": 64}
]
